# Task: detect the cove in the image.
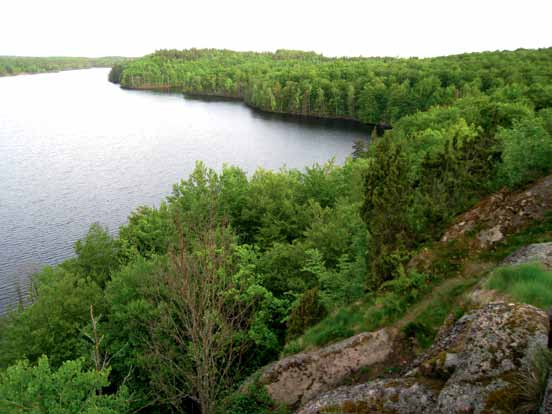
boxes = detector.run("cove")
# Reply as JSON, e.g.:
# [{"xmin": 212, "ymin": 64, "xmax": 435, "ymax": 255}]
[{"xmin": 0, "ymin": 68, "xmax": 368, "ymax": 313}]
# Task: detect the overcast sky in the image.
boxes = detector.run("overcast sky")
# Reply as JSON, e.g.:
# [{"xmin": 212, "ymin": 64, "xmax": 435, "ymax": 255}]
[{"xmin": 1, "ymin": 0, "xmax": 551, "ymax": 58}]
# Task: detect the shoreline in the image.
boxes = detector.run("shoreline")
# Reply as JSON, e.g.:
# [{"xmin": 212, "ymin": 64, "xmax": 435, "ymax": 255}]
[
  {"xmin": 0, "ymin": 66, "xmax": 113, "ymax": 78},
  {"xmin": 120, "ymin": 83, "xmax": 379, "ymax": 131}
]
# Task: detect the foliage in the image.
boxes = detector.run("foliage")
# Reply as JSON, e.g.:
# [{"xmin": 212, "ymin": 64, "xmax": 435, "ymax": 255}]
[
  {"xmin": 402, "ymin": 278, "xmax": 476, "ymax": 350},
  {"xmin": 286, "ymin": 287, "xmax": 327, "ymax": 341},
  {"xmin": 285, "ymin": 271, "xmax": 436, "ymax": 353},
  {"xmin": 0, "ymin": 356, "xmax": 129, "ymax": 414},
  {"xmin": 118, "ymin": 204, "xmax": 172, "ymax": 260},
  {"xmin": 222, "ymin": 379, "xmax": 288, "ymax": 414},
  {"xmin": 111, "ymin": 48, "xmax": 552, "ymax": 126},
  {"xmin": 0, "ymin": 56, "xmax": 128, "ymax": 77},
  {"xmin": 361, "ymin": 136, "xmax": 413, "ymax": 286},
  {"xmin": 73, "ymin": 223, "xmax": 121, "ymax": 287},
  {"xmin": 147, "ymin": 219, "xmax": 275, "ymax": 414},
  {"xmin": 2, "ymin": 46, "xmax": 552, "ymax": 413},
  {"xmin": 0, "ymin": 267, "xmax": 106, "ymax": 369},
  {"xmin": 103, "ymin": 257, "xmax": 162, "ymax": 410},
  {"xmin": 496, "ymin": 115, "xmax": 552, "ymax": 188}
]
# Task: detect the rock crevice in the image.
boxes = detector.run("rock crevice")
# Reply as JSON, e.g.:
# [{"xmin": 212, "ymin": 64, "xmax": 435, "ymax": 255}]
[{"xmin": 298, "ymin": 303, "xmax": 548, "ymax": 414}]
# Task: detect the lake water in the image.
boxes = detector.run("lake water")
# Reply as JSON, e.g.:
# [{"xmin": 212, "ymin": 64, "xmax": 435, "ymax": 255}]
[{"xmin": 0, "ymin": 68, "xmax": 367, "ymax": 313}]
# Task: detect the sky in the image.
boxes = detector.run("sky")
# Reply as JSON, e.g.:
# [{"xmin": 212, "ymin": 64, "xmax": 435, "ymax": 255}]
[{"xmin": 1, "ymin": 0, "xmax": 551, "ymax": 58}]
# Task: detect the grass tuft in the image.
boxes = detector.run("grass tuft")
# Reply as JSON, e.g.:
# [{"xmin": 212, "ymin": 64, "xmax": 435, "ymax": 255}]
[{"xmin": 486, "ymin": 263, "xmax": 552, "ymax": 309}]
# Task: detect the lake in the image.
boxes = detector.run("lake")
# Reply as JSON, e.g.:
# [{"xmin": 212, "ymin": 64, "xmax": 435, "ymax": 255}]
[{"xmin": 0, "ymin": 68, "xmax": 367, "ymax": 313}]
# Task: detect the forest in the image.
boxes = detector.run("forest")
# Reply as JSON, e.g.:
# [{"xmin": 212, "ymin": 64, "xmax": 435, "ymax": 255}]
[
  {"xmin": 1, "ymin": 47, "xmax": 552, "ymax": 414},
  {"xmin": 0, "ymin": 56, "xmax": 128, "ymax": 77},
  {"xmin": 110, "ymin": 48, "xmax": 552, "ymax": 127}
]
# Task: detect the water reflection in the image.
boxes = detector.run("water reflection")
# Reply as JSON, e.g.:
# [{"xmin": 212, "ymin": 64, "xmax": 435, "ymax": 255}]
[{"xmin": 0, "ymin": 68, "xmax": 368, "ymax": 312}]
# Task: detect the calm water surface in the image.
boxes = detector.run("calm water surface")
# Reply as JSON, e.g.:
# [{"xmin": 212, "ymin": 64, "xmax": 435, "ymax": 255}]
[{"xmin": 0, "ymin": 68, "xmax": 367, "ymax": 312}]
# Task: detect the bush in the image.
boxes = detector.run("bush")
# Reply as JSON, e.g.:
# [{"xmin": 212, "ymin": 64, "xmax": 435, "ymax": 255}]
[
  {"xmin": 221, "ymin": 380, "xmax": 288, "ymax": 414},
  {"xmin": 496, "ymin": 117, "xmax": 552, "ymax": 189},
  {"xmin": 74, "ymin": 223, "xmax": 121, "ymax": 287},
  {"xmin": 286, "ymin": 288, "xmax": 327, "ymax": 341},
  {"xmin": 0, "ymin": 267, "xmax": 106, "ymax": 369},
  {"xmin": 0, "ymin": 356, "xmax": 129, "ymax": 414}
]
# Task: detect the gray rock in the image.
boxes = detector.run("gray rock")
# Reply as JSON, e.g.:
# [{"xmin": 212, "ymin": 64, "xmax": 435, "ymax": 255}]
[
  {"xmin": 258, "ymin": 327, "xmax": 397, "ymax": 407},
  {"xmin": 298, "ymin": 379, "xmax": 440, "ymax": 414},
  {"xmin": 502, "ymin": 242, "xmax": 552, "ymax": 268},
  {"xmin": 298, "ymin": 303, "xmax": 548, "ymax": 414},
  {"xmin": 477, "ymin": 225, "xmax": 504, "ymax": 247}
]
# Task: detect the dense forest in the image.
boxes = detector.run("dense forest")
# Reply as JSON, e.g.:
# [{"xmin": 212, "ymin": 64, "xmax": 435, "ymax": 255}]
[
  {"xmin": 1, "ymin": 47, "xmax": 552, "ymax": 414},
  {"xmin": 110, "ymin": 48, "xmax": 552, "ymax": 127},
  {"xmin": 0, "ymin": 56, "xmax": 129, "ymax": 77}
]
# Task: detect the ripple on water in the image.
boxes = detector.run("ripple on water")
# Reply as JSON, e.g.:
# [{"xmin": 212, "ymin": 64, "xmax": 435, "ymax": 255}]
[{"xmin": 0, "ymin": 68, "xmax": 368, "ymax": 313}]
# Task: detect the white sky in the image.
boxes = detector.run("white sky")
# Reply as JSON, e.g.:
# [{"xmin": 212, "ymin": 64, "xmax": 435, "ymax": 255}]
[{"xmin": 1, "ymin": 0, "xmax": 551, "ymax": 58}]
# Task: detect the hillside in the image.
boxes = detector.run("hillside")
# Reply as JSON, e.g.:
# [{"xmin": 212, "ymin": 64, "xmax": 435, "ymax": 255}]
[
  {"xmin": 246, "ymin": 175, "xmax": 552, "ymax": 413},
  {"xmin": 1, "ymin": 47, "xmax": 551, "ymax": 414}
]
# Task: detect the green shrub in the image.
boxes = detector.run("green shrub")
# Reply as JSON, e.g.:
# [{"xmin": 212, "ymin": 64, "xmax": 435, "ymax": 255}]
[
  {"xmin": 496, "ymin": 117, "xmax": 552, "ymax": 189},
  {"xmin": 402, "ymin": 322, "xmax": 435, "ymax": 349},
  {"xmin": 0, "ymin": 267, "xmax": 106, "ymax": 369},
  {"xmin": 0, "ymin": 356, "xmax": 129, "ymax": 414},
  {"xmin": 222, "ymin": 380, "xmax": 288, "ymax": 414},
  {"xmin": 286, "ymin": 288, "xmax": 327, "ymax": 341},
  {"xmin": 73, "ymin": 223, "xmax": 121, "ymax": 287}
]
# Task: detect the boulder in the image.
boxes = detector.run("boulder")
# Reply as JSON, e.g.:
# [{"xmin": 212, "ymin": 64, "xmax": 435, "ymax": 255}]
[
  {"xmin": 298, "ymin": 378, "xmax": 440, "ymax": 414},
  {"xmin": 441, "ymin": 174, "xmax": 552, "ymax": 250},
  {"xmin": 259, "ymin": 328, "xmax": 397, "ymax": 408},
  {"xmin": 502, "ymin": 242, "xmax": 552, "ymax": 269},
  {"xmin": 299, "ymin": 303, "xmax": 548, "ymax": 414},
  {"xmin": 477, "ymin": 225, "xmax": 504, "ymax": 248}
]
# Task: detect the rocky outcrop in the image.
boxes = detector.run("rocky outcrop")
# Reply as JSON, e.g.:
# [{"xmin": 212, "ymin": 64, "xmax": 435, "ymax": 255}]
[
  {"xmin": 258, "ymin": 328, "xmax": 397, "ymax": 408},
  {"xmin": 502, "ymin": 242, "xmax": 552, "ymax": 268},
  {"xmin": 298, "ymin": 303, "xmax": 548, "ymax": 414},
  {"xmin": 298, "ymin": 378, "xmax": 440, "ymax": 414},
  {"xmin": 441, "ymin": 174, "xmax": 552, "ymax": 249}
]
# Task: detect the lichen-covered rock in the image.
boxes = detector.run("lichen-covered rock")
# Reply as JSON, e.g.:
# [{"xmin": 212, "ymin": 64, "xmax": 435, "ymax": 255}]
[
  {"xmin": 298, "ymin": 378, "xmax": 440, "ymax": 414},
  {"xmin": 259, "ymin": 328, "xmax": 397, "ymax": 407},
  {"xmin": 502, "ymin": 242, "xmax": 552, "ymax": 269},
  {"xmin": 299, "ymin": 303, "xmax": 548, "ymax": 414},
  {"xmin": 441, "ymin": 174, "xmax": 552, "ymax": 250},
  {"xmin": 477, "ymin": 225, "xmax": 505, "ymax": 247}
]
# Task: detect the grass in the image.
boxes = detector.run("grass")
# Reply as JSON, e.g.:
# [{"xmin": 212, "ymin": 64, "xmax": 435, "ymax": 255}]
[
  {"xmin": 505, "ymin": 347, "xmax": 552, "ymax": 414},
  {"xmin": 401, "ymin": 278, "xmax": 477, "ymax": 350},
  {"xmin": 282, "ymin": 271, "xmax": 476, "ymax": 355},
  {"xmin": 282, "ymin": 214, "xmax": 551, "ymax": 356},
  {"xmin": 486, "ymin": 263, "xmax": 552, "ymax": 310}
]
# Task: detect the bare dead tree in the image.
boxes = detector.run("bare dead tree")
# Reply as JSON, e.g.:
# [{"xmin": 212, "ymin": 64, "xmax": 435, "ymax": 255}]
[
  {"xmin": 148, "ymin": 215, "xmax": 253, "ymax": 414},
  {"xmin": 88, "ymin": 305, "xmax": 109, "ymax": 373}
]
